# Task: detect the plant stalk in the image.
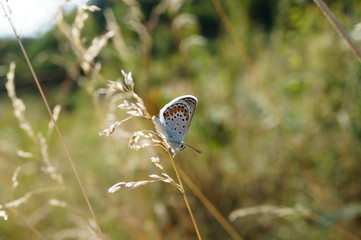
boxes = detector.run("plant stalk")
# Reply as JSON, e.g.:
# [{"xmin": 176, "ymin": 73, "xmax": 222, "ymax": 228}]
[
  {"xmin": 313, "ymin": 0, "xmax": 361, "ymax": 63},
  {"xmin": 167, "ymin": 152, "xmax": 202, "ymax": 240}
]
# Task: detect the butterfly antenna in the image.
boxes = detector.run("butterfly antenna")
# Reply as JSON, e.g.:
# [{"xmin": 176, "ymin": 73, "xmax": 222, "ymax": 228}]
[{"xmin": 184, "ymin": 143, "xmax": 202, "ymax": 154}]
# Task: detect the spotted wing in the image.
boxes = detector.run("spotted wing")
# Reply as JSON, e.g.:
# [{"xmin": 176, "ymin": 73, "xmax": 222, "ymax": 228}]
[{"xmin": 159, "ymin": 95, "xmax": 197, "ymax": 144}]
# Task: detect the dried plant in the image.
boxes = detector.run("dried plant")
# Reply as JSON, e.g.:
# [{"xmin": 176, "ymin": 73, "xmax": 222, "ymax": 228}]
[
  {"xmin": 1, "ymin": 0, "xmax": 104, "ymax": 237},
  {"xmin": 99, "ymin": 70, "xmax": 182, "ymax": 191},
  {"xmin": 56, "ymin": 3, "xmax": 114, "ymax": 85},
  {"xmin": 3, "ymin": 62, "xmax": 102, "ymax": 239},
  {"xmin": 5, "ymin": 62, "xmax": 63, "ymax": 186},
  {"xmin": 5, "ymin": 62, "xmax": 36, "ymax": 141},
  {"xmin": 229, "ymin": 205, "xmax": 312, "ymax": 222},
  {"xmin": 99, "ymin": 70, "xmax": 202, "ymax": 239}
]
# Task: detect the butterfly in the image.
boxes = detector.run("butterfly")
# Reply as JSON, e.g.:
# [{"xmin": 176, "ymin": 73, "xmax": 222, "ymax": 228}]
[{"xmin": 152, "ymin": 95, "xmax": 202, "ymax": 155}]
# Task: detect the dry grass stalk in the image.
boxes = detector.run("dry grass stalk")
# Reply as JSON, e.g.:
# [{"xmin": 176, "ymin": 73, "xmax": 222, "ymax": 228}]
[
  {"xmin": 4, "ymin": 63, "xmax": 65, "ymax": 220},
  {"xmin": 38, "ymin": 133, "xmax": 64, "ymax": 184},
  {"xmin": 121, "ymin": 0, "xmax": 152, "ymax": 56},
  {"xmin": 5, "ymin": 62, "xmax": 36, "ymax": 141},
  {"xmin": 100, "ymin": 70, "xmax": 178, "ymax": 192},
  {"xmin": 56, "ymin": 3, "xmax": 114, "ymax": 75},
  {"xmin": 11, "ymin": 166, "xmax": 22, "ymax": 189},
  {"xmin": 229, "ymin": 205, "xmax": 311, "ymax": 222},
  {"xmin": 100, "ymin": 70, "xmax": 202, "ymax": 239},
  {"xmin": 5, "ymin": 62, "xmax": 63, "ymax": 185},
  {"xmin": 47, "ymin": 105, "xmax": 61, "ymax": 137},
  {"xmin": 104, "ymin": 9, "xmax": 130, "ymax": 61},
  {"xmin": 49, "ymin": 199, "xmax": 67, "ymax": 208},
  {"xmin": 1, "ymin": 2, "xmax": 104, "ymax": 238},
  {"xmin": 16, "ymin": 150, "xmax": 34, "ymax": 158},
  {"xmin": 313, "ymin": 0, "xmax": 361, "ymax": 63},
  {"xmin": 0, "ymin": 188, "xmax": 58, "ymax": 210}
]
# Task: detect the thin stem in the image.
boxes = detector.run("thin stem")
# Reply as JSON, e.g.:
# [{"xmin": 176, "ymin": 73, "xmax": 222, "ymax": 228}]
[
  {"xmin": 179, "ymin": 168, "xmax": 243, "ymax": 240},
  {"xmin": 313, "ymin": 0, "xmax": 361, "ymax": 63},
  {"xmin": 167, "ymin": 152, "xmax": 202, "ymax": 240},
  {"xmin": 9, "ymin": 209, "xmax": 47, "ymax": 240}
]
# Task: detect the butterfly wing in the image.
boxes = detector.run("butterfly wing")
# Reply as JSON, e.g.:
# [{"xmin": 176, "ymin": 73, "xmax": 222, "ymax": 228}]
[{"xmin": 159, "ymin": 95, "xmax": 197, "ymax": 145}]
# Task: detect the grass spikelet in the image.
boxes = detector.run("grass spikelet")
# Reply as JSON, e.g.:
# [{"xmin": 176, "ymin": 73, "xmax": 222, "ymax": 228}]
[
  {"xmin": 5, "ymin": 62, "xmax": 36, "ymax": 141},
  {"xmin": 56, "ymin": 3, "xmax": 113, "ymax": 75},
  {"xmin": 1, "ymin": 188, "xmax": 57, "ymax": 209},
  {"xmin": 38, "ymin": 133, "xmax": 63, "ymax": 184},
  {"xmin": 108, "ymin": 180, "xmax": 157, "ymax": 193},
  {"xmin": 16, "ymin": 150, "xmax": 33, "ymax": 158},
  {"xmin": 49, "ymin": 199, "xmax": 67, "ymax": 208},
  {"xmin": 11, "ymin": 166, "xmax": 22, "ymax": 189},
  {"xmin": 47, "ymin": 105, "xmax": 61, "ymax": 137},
  {"xmin": 6, "ymin": 62, "xmax": 63, "ymax": 187},
  {"xmin": 121, "ymin": 0, "xmax": 152, "ymax": 53},
  {"xmin": 82, "ymin": 31, "xmax": 115, "ymax": 73},
  {"xmin": 229, "ymin": 205, "xmax": 312, "ymax": 222},
  {"xmin": 0, "ymin": 211, "xmax": 8, "ymax": 221},
  {"xmin": 4, "ymin": 62, "xmax": 66, "ymax": 220},
  {"xmin": 104, "ymin": 9, "xmax": 130, "ymax": 60}
]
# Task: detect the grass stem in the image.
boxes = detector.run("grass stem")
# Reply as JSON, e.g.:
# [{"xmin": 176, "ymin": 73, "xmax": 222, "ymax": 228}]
[
  {"xmin": 167, "ymin": 152, "xmax": 202, "ymax": 240},
  {"xmin": 179, "ymin": 168, "xmax": 243, "ymax": 240},
  {"xmin": 313, "ymin": 0, "xmax": 361, "ymax": 62}
]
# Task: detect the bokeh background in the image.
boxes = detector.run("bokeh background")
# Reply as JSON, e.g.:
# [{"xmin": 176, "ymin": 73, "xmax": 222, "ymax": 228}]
[{"xmin": 1, "ymin": 0, "xmax": 361, "ymax": 239}]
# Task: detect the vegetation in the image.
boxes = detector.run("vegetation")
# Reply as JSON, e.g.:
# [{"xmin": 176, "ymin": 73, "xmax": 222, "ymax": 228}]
[{"xmin": 1, "ymin": 0, "xmax": 361, "ymax": 239}]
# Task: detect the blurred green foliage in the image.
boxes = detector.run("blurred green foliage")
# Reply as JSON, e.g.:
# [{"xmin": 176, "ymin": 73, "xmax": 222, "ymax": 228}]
[{"xmin": 1, "ymin": 0, "xmax": 361, "ymax": 239}]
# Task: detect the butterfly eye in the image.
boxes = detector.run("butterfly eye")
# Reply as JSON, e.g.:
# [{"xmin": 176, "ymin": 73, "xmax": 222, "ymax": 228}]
[{"xmin": 180, "ymin": 143, "xmax": 185, "ymax": 150}]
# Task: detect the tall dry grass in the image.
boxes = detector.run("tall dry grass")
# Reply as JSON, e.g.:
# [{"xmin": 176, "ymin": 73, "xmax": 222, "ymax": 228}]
[{"xmin": 1, "ymin": 0, "xmax": 361, "ymax": 239}]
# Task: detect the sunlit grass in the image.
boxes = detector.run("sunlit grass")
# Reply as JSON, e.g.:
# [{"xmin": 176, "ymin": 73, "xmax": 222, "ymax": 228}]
[{"xmin": 1, "ymin": 0, "xmax": 361, "ymax": 239}]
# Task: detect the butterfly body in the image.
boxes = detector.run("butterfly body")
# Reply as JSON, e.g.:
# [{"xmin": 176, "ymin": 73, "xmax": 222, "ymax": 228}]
[{"xmin": 152, "ymin": 95, "xmax": 198, "ymax": 154}]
